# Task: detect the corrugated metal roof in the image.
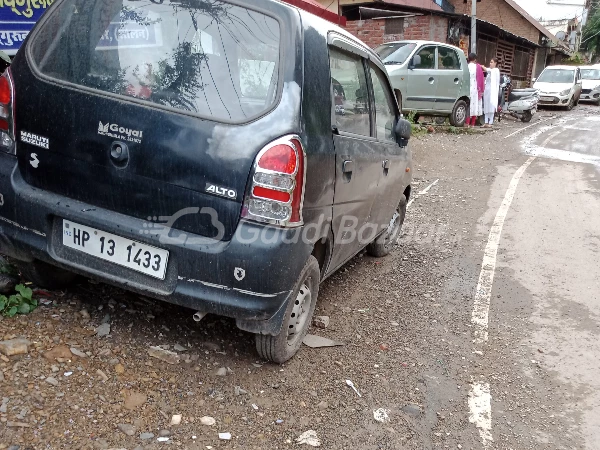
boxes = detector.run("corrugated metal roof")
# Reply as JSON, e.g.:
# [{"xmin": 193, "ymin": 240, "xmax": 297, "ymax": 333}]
[
  {"xmin": 281, "ymin": 0, "xmax": 347, "ymax": 25},
  {"xmin": 376, "ymin": 0, "xmax": 443, "ymax": 11}
]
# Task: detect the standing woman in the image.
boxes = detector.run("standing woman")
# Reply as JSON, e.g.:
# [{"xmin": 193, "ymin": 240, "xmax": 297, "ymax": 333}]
[
  {"xmin": 483, "ymin": 57, "xmax": 501, "ymax": 127},
  {"xmin": 467, "ymin": 53, "xmax": 484, "ymax": 127}
]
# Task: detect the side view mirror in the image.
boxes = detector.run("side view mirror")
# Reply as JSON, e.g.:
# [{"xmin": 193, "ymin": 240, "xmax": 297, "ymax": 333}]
[
  {"xmin": 408, "ymin": 54, "xmax": 421, "ymax": 70},
  {"xmin": 395, "ymin": 118, "xmax": 411, "ymax": 143}
]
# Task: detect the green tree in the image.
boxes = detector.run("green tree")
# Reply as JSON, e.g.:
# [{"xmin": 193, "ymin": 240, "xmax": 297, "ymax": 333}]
[{"xmin": 582, "ymin": 8, "xmax": 600, "ymax": 59}]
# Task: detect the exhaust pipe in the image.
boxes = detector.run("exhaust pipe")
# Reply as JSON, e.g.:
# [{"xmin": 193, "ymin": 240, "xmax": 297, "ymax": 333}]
[{"xmin": 193, "ymin": 311, "xmax": 207, "ymax": 322}]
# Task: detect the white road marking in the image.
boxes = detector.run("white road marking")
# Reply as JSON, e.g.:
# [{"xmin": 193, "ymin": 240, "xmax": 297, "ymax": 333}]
[
  {"xmin": 469, "ymin": 382, "xmax": 493, "ymax": 448},
  {"xmin": 559, "ymin": 126, "xmax": 593, "ymax": 131},
  {"xmin": 468, "ymin": 129, "xmax": 564, "ymax": 448},
  {"xmin": 504, "ymin": 115, "xmax": 557, "ymax": 139},
  {"xmin": 471, "ymin": 129, "xmax": 561, "ymax": 344},
  {"xmin": 527, "ymin": 146, "xmax": 600, "ymax": 167},
  {"xmin": 471, "ymin": 155, "xmax": 536, "ymax": 343},
  {"xmin": 418, "ymin": 178, "xmax": 439, "ymax": 195},
  {"xmin": 407, "ymin": 179, "xmax": 439, "ymax": 209}
]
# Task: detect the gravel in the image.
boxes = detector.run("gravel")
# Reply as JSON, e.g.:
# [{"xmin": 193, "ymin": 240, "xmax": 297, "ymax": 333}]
[{"xmin": 0, "ymin": 110, "xmax": 582, "ymax": 449}]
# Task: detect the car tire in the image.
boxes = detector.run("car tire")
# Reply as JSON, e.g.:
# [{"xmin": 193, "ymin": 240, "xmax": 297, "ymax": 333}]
[
  {"xmin": 17, "ymin": 259, "xmax": 78, "ymax": 290},
  {"xmin": 366, "ymin": 194, "xmax": 407, "ymax": 258},
  {"xmin": 566, "ymin": 96, "xmax": 575, "ymax": 111},
  {"xmin": 434, "ymin": 116, "xmax": 446, "ymax": 125},
  {"xmin": 255, "ymin": 255, "xmax": 320, "ymax": 364},
  {"xmin": 449, "ymin": 100, "xmax": 467, "ymax": 127},
  {"xmin": 521, "ymin": 110, "xmax": 533, "ymax": 123}
]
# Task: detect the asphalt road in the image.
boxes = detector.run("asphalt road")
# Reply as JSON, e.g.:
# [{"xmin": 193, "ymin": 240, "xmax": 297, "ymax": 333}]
[
  {"xmin": 479, "ymin": 105, "xmax": 600, "ymax": 449},
  {"xmin": 408, "ymin": 104, "xmax": 600, "ymax": 450},
  {"xmin": 1, "ymin": 105, "xmax": 599, "ymax": 450}
]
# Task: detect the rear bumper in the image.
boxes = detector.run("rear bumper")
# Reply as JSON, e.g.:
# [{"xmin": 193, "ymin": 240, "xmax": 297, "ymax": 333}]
[{"xmin": 0, "ymin": 155, "xmax": 313, "ymax": 335}]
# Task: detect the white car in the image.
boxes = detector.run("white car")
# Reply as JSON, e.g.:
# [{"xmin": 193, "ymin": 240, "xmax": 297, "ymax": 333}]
[
  {"xmin": 533, "ymin": 65, "xmax": 582, "ymax": 110},
  {"xmin": 579, "ymin": 66, "xmax": 600, "ymax": 105}
]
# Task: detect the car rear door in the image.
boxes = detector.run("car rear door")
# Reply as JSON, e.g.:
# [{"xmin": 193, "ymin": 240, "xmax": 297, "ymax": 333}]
[
  {"xmin": 434, "ymin": 46, "xmax": 464, "ymax": 113},
  {"xmin": 405, "ymin": 45, "xmax": 437, "ymax": 112},
  {"xmin": 14, "ymin": 0, "xmax": 296, "ymax": 242},
  {"xmin": 327, "ymin": 37, "xmax": 382, "ymax": 271}
]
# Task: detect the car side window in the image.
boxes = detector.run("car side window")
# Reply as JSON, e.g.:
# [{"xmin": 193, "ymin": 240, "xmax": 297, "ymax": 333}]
[
  {"xmin": 415, "ymin": 46, "xmax": 436, "ymax": 69},
  {"xmin": 369, "ymin": 65, "xmax": 397, "ymax": 143},
  {"xmin": 438, "ymin": 47, "xmax": 461, "ymax": 70},
  {"xmin": 329, "ymin": 47, "xmax": 371, "ymax": 137}
]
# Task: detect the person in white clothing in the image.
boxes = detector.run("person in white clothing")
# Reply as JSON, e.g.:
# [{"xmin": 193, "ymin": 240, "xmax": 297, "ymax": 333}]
[
  {"xmin": 467, "ymin": 53, "xmax": 484, "ymax": 127},
  {"xmin": 483, "ymin": 57, "xmax": 500, "ymax": 127}
]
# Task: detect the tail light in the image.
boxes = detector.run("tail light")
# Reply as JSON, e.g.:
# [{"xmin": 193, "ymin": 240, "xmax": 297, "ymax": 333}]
[
  {"xmin": 241, "ymin": 135, "xmax": 305, "ymax": 227},
  {"xmin": 0, "ymin": 70, "xmax": 15, "ymax": 154}
]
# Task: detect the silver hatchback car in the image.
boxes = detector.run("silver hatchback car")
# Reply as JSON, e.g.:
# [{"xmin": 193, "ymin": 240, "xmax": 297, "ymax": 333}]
[{"xmin": 376, "ymin": 40, "xmax": 471, "ymax": 127}]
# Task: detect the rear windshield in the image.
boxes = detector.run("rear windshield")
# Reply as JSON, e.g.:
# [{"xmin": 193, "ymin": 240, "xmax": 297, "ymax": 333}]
[
  {"xmin": 375, "ymin": 43, "xmax": 417, "ymax": 65},
  {"xmin": 537, "ymin": 69, "xmax": 574, "ymax": 84},
  {"xmin": 29, "ymin": 0, "xmax": 281, "ymax": 122}
]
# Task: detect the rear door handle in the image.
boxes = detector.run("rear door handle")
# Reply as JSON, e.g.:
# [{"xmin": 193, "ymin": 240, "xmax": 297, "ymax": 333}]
[
  {"xmin": 343, "ymin": 160, "xmax": 354, "ymax": 173},
  {"xmin": 429, "ymin": 77, "xmax": 435, "ymax": 84},
  {"xmin": 454, "ymin": 77, "xmax": 460, "ymax": 84}
]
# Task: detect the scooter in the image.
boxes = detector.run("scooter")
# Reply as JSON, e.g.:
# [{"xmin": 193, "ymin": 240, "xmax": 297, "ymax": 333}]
[{"xmin": 497, "ymin": 75, "xmax": 539, "ymax": 123}]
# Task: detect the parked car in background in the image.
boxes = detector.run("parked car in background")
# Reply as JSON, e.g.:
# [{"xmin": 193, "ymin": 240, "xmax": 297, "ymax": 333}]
[
  {"xmin": 375, "ymin": 40, "xmax": 470, "ymax": 127},
  {"xmin": 579, "ymin": 66, "xmax": 600, "ymax": 105},
  {"xmin": 533, "ymin": 65, "xmax": 582, "ymax": 110},
  {"xmin": 0, "ymin": 0, "xmax": 412, "ymax": 363}
]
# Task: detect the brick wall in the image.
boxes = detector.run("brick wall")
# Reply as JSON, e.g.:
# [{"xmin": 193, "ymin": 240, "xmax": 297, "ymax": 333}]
[
  {"xmin": 344, "ymin": 15, "xmax": 449, "ymax": 49},
  {"xmin": 447, "ymin": 0, "xmax": 541, "ymax": 44}
]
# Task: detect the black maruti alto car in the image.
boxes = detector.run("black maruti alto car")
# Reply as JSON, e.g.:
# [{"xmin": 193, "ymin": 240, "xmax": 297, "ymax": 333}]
[{"xmin": 0, "ymin": 0, "xmax": 412, "ymax": 362}]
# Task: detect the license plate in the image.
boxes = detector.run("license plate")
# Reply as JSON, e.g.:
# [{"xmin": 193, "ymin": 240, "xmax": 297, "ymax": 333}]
[
  {"xmin": 541, "ymin": 96, "xmax": 554, "ymax": 102},
  {"xmin": 62, "ymin": 220, "xmax": 169, "ymax": 279}
]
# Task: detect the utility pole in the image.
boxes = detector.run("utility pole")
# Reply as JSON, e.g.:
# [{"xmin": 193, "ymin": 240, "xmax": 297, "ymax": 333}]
[{"xmin": 471, "ymin": 0, "xmax": 477, "ymax": 54}]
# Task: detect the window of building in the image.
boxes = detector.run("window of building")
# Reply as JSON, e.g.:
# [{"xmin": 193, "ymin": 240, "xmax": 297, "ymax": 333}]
[
  {"xmin": 513, "ymin": 48, "xmax": 530, "ymax": 78},
  {"xmin": 476, "ymin": 37, "xmax": 497, "ymax": 67},
  {"xmin": 385, "ymin": 18, "xmax": 404, "ymax": 35}
]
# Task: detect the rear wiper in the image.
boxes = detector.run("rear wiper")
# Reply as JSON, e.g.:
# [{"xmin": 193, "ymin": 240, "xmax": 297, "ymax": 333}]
[{"xmin": 384, "ymin": 61, "xmax": 404, "ymax": 65}]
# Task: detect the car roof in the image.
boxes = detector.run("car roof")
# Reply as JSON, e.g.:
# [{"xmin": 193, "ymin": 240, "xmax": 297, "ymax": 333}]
[
  {"xmin": 378, "ymin": 40, "xmax": 463, "ymax": 51},
  {"xmin": 579, "ymin": 66, "xmax": 600, "ymax": 70},
  {"xmin": 542, "ymin": 65, "xmax": 576, "ymax": 70}
]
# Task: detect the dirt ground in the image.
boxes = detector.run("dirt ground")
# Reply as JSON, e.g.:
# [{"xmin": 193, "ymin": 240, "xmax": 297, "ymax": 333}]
[{"xmin": 0, "ymin": 107, "xmax": 595, "ymax": 450}]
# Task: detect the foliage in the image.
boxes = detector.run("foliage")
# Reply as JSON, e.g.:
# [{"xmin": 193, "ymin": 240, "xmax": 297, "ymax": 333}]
[
  {"xmin": 405, "ymin": 110, "xmax": 418, "ymax": 123},
  {"xmin": 563, "ymin": 53, "xmax": 587, "ymax": 66},
  {"xmin": 582, "ymin": 9, "xmax": 600, "ymax": 59},
  {"xmin": 0, "ymin": 284, "xmax": 37, "ymax": 317},
  {"xmin": 410, "ymin": 123, "xmax": 428, "ymax": 137}
]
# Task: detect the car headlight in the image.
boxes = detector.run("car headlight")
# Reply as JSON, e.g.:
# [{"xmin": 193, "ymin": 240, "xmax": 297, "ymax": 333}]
[{"xmin": 560, "ymin": 89, "xmax": 571, "ymax": 96}]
